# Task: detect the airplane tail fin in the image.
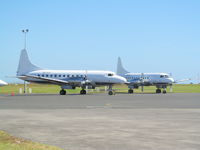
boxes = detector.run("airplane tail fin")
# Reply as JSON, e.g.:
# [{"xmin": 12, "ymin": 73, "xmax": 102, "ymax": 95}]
[
  {"xmin": 17, "ymin": 49, "xmax": 43, "ymax": 76},
  {"xmin": 117, "ymin": 57, "xmax": 129, "ymax": 75}
]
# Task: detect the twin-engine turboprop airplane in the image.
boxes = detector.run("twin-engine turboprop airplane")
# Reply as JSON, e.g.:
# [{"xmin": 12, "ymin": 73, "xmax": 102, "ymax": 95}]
[
  {"xmin": 16, "ymin": 50, "xmax": 126, "ymax": 95},
  {"xmin": 117, "ymin": 57, "xmax": 175, "ymax": 94},
  {"xmin": 0, "ymin": 80, "xmax": 8, "ymax": 86}
]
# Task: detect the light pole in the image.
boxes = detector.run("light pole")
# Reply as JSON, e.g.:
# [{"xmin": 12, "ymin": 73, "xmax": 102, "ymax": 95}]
[
  {"xmin": 22, "ymin": 29, "xmax": 29, "ymax": 49},
  {"xmin": 21, "ymin": 29, "xmax": 29, "ymax": 93}
]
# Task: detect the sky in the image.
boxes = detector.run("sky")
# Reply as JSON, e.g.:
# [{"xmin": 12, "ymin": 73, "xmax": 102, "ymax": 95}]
[{"xmin": 0, "ymin": 0, "xmax": 200, "ymax": 83}]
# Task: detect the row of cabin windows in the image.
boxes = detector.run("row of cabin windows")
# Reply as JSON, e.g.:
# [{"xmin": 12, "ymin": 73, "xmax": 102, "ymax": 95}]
[
  {"xmin": 126, "ymin": 76, "xmax": 150, "ymax": 80},
  {"xmin": 37, "ymin": 74, "xmax": 86, "ymax": 78}
]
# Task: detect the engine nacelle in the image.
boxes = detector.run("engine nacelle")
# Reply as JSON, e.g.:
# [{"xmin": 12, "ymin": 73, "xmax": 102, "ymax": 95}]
[
  {"xmin": 61, "ymin": 85, "xmax": 76, "ymax": 89},
  {"xmin": 82, "ymin": 85, "xmax": 95, "ymax": 89}
]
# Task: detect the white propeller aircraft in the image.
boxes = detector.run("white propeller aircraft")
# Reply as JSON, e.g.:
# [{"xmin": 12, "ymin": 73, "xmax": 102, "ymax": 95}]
[
  {"xmin": 117, "ymin": 57, "xmax": 175, "ymax": 94},
  {"xmin": 16, "ymin": 50, "xmax": 127, "ymax": 95},
  {"xmin": 0, "ymin": 80, "xmax": 8, "ymax": 86}
]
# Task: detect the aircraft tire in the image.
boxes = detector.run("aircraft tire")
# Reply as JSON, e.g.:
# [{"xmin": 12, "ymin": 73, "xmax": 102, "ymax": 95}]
[
  {"xmin": 128, "ymin": 89, "xmax": 134, "ymax": 94},
  {"xmin": 80, "ymin": 89, "xmax": 86, "ymax": 95},
  {"xmin": 108, "ymin": 91, "xmax": 114, "ymax": 95},
  {"xmin": 163, "ymin": 90, "xmax": 167, "ymax": 94},
  {"xmin": 156, "ymin": 89, "xmax": 161, "ymax": 93},
  {"xmin": 60, "ymin": 89, "xmax": 66, "ymax": 95}
]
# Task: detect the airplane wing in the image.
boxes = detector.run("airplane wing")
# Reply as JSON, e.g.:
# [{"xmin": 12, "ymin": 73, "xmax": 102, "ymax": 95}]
[
  {"xmin": 25, "ymin": 75, "xmax": 94, "ymax": 86},
  {"xmin": 127, "ymin": 79, "xmax": 150, "ymax": 84},
  {"xmin": 175, "ymin": 78, "xmax": 191, "ymax": 83},
  {"xmin": 26, "ymin": 75, "xmax": 69, "ymax": 85}
]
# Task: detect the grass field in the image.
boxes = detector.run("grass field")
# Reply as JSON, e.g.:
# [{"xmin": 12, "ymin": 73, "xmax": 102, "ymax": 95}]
[
  {"xmin": 0, "ymin": 130, "xmax": 62, "ymax": 150},
  {"xmin": 0, "ymin": 84, "xmax": 200, "ymax": 94}
]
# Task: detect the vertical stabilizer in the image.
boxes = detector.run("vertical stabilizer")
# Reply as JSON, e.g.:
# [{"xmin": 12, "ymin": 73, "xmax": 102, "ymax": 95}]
[
  {"xmin": 17, "ymin": 49, "xmax": 43, "ymax": 76},
  {"xmin": 117, "ymin": 57, "xmax": 129, "ymax": 75}
]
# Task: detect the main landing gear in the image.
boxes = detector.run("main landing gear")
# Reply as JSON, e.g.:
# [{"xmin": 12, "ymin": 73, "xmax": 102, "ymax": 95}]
[
  {"xmin": 128, "ymin": 89, "xmax": 134, "ymax": 94},
  {"xmin": 80, "ymin": 89, "xmax": 87, "ymax": 95},
  {"xmin": 156, "ymin": 88, "xmax": 167, "ymax": 94},
  {"xmin": 60, "ymin": 89, "xmax": 66, "ymax": 95}
]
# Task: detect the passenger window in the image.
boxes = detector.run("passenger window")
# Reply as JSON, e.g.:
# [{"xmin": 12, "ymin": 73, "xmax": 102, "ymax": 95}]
[
  {"xmin": 38, "ymin": 74, "xmax": 40, "ymax": 77},
  {"xmin": 67, "ymin": 75, "xmax": 69, "ymax": 78},
  {"xmin": 54, "ymin": 75, "xmax": 57, "ymax": 78},
  {"xmin": 42, "ymin": 74, "xmax": 44, "ymax": 77},
  {"xmin": 59, "ymin": 75, "xmax": 61, "ymax": 77},
  {"xmin": 63, "ymin": 75, "xmax": 65, "ymax": 77},
  {"xmin": 72, "ymin": 75, "xmax": 74, "ymax": 77},
  {"xmin": 46, "ymin": 75, "xmax": 48, "ymax": 77},
  {"xmin": 50, "ymin": 75, "xmax": 53, "ymax": 78}
]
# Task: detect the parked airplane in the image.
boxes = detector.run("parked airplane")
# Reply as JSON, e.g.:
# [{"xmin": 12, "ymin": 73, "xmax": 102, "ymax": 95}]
[
  {"xmin": 117, "ymin": 57, "xmax": 175, "ymax": 94},
  {"xmin": 16, "ymin": 50, "xmax": 127, "ymax": 95},
  {"xmin": 0, "ymin": 80, "xmax": 8, "ymax": 86}
]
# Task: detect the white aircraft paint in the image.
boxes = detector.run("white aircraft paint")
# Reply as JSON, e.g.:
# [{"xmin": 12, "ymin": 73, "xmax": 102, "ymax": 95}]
[
  {"xmin": 17, "ymin": 50, "xmax": 126, "ymax": 95},
  {"xmin": 117, "ymin": 57, "xmax": 174, "ymax": 94}
]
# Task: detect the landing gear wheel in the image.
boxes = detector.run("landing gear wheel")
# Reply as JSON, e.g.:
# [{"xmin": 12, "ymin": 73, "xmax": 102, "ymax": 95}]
[
  {"xmin": 163, "ymin": 90, "xmax": 167, "ymax": 94},
  {"xmin": 156, "ymin": 89, "xmax": 161, "ymax": 94},
  {"xmin": 60, "ymin": 89, "xmax": 66, "ymax": 95},
  {"xmin": 80, "ymin": 89, "xmax": 86, "ymax": 95},
  {"xmin": 108, "ymin": 91, "xmax": 114, "ymax": 95},
  {"xmin": 128, "ymin": 89, "xmax": 134, "ymax": 94}
]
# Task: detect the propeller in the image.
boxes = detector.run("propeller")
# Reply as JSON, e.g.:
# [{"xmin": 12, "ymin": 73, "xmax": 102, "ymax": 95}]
[{"xmin": 81, "ymin": 70, "xmax": 91, "ymax": 85}]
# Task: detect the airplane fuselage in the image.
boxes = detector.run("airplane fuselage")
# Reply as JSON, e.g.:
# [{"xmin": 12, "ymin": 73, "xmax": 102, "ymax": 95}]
[
  {"xmin": 17, "ymin": 50, "xmax": 127, "ymax": 95},
  {"xmin": 19, "ymin": 70, "xmax": 126, "ymax": 86},
  {"xmin": 124, "ymin": 73, "xmax": 174, "ymax": 86}
]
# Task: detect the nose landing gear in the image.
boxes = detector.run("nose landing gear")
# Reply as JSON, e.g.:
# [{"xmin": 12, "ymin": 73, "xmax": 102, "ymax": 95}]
[
  {"xmin": 156, "ymin": 88, "xmax": 167, "ymax": 94},
  {"xmin": 108, "ymin": 85, "xmax": 115, "ymax": 95}
]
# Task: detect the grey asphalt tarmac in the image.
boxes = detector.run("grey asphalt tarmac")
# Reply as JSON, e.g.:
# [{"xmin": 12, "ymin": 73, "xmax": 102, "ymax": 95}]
[{"xmin": 0, "ymin": 93, "xmax": 200, "ymax": 150}]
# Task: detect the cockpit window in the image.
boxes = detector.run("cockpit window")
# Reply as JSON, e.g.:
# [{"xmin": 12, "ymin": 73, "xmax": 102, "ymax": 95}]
[
  {"xmin": 160, "ymin": 75, "xmax": 169, "ymax": 78},
  {"xmin": 108, "ymin": 73, "xmax": 114, "ymax": 76}
]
